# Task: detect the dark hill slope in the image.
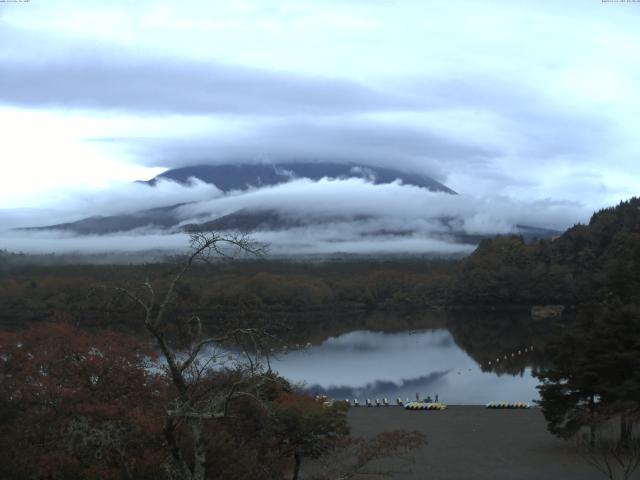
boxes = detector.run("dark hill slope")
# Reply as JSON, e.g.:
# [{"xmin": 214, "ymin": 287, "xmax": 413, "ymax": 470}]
[
  {"xmin": 146, "ymin": 162, "xmax": 457, "ymax": 194},
  {"xmin": 20, "ymin": 205, "xmax": 183, "ymax": 235}
]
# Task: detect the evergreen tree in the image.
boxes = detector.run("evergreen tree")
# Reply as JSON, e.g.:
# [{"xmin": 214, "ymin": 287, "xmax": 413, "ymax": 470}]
[{"xmin": 535, "ymin": 301, "xmax": 640, "ymax": 446}]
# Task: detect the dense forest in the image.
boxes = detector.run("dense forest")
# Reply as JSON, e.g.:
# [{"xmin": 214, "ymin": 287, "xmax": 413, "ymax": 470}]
[{"xmin": 456, "ymin": 197, "xmax": 640, "ymax": 306}]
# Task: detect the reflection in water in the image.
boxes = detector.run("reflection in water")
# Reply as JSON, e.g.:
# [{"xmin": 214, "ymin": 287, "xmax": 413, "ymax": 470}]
[{"xmin": 270, "ymin": 329, "xmax": 540, "ymax": 405}]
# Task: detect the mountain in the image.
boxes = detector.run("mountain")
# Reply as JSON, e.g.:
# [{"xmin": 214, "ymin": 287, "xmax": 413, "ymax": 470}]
[
  {"xmin": 23, "ymin": 162, "xmax": 456, "ymax": 234},
  {"xmin": 144, "ymin": 162, "xmax": 457, "ymax": 194},
  {"xmin": 25, "ymin": 202, "xmax": 560, "ymax": 245},
  {"xmin": 20, "ymin": 205, "xmax": 183, "ymax": 235},
  {"xmin": 182, "ymin": 209, "xmax": 305, "ymax": 233},
  {"xmin": 19, "ymin": 161, "xmax": 560, "ymax": 251},
  {"xmin": 183, "ymin": 210, "xmax": 559, "ymax": 240}
]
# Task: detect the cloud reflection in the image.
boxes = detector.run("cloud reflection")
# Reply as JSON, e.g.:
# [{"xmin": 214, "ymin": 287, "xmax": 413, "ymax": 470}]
[{"xmin": 270, "ymin": 329, "xmax": 540, "ymax": 404}]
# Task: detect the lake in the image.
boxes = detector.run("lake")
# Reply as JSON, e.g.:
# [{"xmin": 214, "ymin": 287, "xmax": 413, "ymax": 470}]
[
  {"xmin": 269, "ymin": 328, "xmax": 540, "ymax": 405},
  {"xmin": 200, "ymin": 309, "xmax": 549, "ymax": 405}
]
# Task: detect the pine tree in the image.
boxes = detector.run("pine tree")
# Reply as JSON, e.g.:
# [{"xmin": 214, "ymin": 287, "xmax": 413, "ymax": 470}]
[{"xmin": 535, "ymin": 301, "xmax": 640, "ymax": 447}]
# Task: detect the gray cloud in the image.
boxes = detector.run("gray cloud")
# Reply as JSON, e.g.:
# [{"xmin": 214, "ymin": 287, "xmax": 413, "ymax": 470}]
[
  {"xmin": 400, "ymin": 74, "xmax": 614, "ymax": 160},
  {"xmin": 86, "ymin": 65, "xmax": 616, "ymax": 198},
  {"xmin": 0, "ymin": 178, "xmax": 222, "ymax": 231},
  {"xmin": 0, "ymin": 16, "xmax": 630, "ymax": 209},
  {"xmin": 122, "ymin": 118, "xmax": 497, "ymax": 182},
  {"xmin": 0, "ymin": 51, "xmax": 405, "ymax": 116}
]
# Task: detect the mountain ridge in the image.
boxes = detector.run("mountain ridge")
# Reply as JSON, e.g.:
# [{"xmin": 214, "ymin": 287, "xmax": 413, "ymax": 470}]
[{"xmin": 144, "ymin": 162, "xmax": 457, "ymax": 194}]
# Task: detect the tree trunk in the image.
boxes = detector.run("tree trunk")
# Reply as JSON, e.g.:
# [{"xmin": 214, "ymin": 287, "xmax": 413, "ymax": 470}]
[
  {"xmin": 292, "ymin": 452, "xmax": 301, "ymax": 480},
  {"xmin": 191, "ymin": 419, "xmax": 207, "ymax": 480},
  {"xmin": 164, "ymin": 417, "xmax": 194, "ymax": 480},
  {"xmin": 589, "ymin": 394, "xmax": 596, "ymax": 448},
  {"xmin": 620, "ymin": 414, "xmax": 630, "ymax": 447}
]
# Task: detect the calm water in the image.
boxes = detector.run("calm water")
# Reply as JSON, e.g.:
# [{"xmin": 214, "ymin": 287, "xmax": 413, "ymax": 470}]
[{"xmin": 269, "ymin": 328, "xmax": 541, "ymax": 405}]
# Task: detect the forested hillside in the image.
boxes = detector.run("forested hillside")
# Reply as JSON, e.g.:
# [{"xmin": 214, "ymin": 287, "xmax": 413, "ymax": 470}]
[{"xmin": 454, "ymin": 197, "xmax": 640, "ymax": 305}]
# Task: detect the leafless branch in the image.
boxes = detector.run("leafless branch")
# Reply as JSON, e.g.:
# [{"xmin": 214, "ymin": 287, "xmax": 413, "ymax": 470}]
[{"xmin": 102, "ymin": 230, "xmax": 272, "ymax": 480}]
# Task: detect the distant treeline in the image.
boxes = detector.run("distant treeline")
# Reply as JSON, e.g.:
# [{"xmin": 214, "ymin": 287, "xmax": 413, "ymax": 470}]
[
  {"xmin": 0, "ymin": 257, "xmax": 456, "ymax": 329},
  {"xmin": 1, "ymin": 197, "xmax": 639, "ymax": 328}
]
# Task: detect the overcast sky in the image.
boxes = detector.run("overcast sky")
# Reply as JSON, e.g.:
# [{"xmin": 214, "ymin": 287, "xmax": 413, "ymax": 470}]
[{"xmin": 1, "ymin": 0, "xmax": 639, "ymax": 242}]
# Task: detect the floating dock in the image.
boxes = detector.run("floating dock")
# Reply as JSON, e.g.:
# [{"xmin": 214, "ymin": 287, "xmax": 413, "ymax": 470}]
[
  {"xmin": 485, "ymin": 401, "xmax": 530, "ymax": 409},
  {"xmin": 404, "ymin": 402, "xmax": 448, "ymax": 410}
]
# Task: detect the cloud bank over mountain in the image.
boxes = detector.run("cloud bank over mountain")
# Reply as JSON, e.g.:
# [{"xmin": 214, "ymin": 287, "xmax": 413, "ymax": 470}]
[{"xmin": 0, "ymin": 173, "xmax": 585, "ymax": 257}]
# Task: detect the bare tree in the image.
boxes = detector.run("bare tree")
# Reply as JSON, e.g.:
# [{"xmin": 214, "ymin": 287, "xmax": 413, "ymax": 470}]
[
  {"xmin": 577, "ymin": 414, "xmax": 640, "ymax": 480},
  {"xmin": 102, "ymin": 231, "xmax": 428, "ymax": 480},
  {"xmin": 107, "ymin": 232, "xmax": 272, "ymax": 480}
]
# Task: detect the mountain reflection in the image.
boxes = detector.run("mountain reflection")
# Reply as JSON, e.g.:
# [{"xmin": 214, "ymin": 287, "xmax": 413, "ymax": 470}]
[
  {"xmin": 302, "ymin": 370, "xmax": 451, "ymax": 399},
  {"xmin": 270, "ymin": 326, "xmax": 543, "ymax": 405}
]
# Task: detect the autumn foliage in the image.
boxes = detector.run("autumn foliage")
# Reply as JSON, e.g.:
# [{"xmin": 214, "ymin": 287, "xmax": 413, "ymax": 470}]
[
  {"xmin": 0, "ymin": 320, "xmax": 425, "ymax": 480},
  {"xmin": 0, "ymin": 319, "xmax": 166, "ymax": 479}
]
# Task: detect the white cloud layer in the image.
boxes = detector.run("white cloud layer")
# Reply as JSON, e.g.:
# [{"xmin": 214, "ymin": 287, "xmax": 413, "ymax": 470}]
[
  {"xmin": 175, "ymin": 177, "xmax": 585, "ymax": 232},
  {"xmin": 0, "ymin": 177, "xmax": 590, "ymax": 256},
  {"xmin": 0, "ymin": 178, "xmax": 222, "ymax": 229}
]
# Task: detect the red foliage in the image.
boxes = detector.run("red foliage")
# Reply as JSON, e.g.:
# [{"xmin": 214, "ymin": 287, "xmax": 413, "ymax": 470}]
[
  {"xmin": 0, "ymin": 320, "xmax": 167, "ymax": 480},
  {"xmin": 277, "ymin": 392, "xmax": 322, "ymax": 408},
  {"xmin": 0, "ymin": 320, "xmax": 427, "ymax": 480}
]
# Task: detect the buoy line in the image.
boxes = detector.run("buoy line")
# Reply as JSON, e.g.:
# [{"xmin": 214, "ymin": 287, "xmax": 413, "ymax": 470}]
[{"xmin": 480, "ymin": 344, "xmax": 535, "ymax": 369}]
